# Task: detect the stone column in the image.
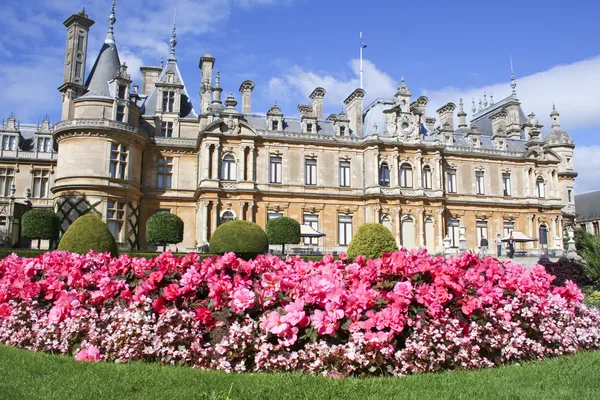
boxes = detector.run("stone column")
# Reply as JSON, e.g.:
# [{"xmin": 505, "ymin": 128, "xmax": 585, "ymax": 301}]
[
  {"xmin": 240, "ymin": 146, "xmax": 247, "ymax": 181},
  {"xmin": 415, "ymin": 151, "xmax": 423, "ymax": 188},
  {"xmin": 199, "ymin": 201, "xmax": 209, "ymax": 245},
  {"xmin": 249, "ymin": 201, "xmax": 256, "ymax": 223},
  {"xmin": 211, "ymin": 201, "xmax": 219, "ymax": 235},
  {"xmin": 239, "ymin": 202, "xmax": 245, "ymax": 221},
  {"xmin": 200, "ymin": 143, "xmax": 211, "ymax": 181},
  {"xmin": 375, "ymin": 205, "xmax": 381, "ymax": 224},
  {"xmin": 366, "ymin": 205, "xmax": 372, "ymax": 223},
  {"xmin": 437, "ymin": 209, "xmax": 444, "ymax": 251},
  {"xmin": 248, "ymin": 146, "xmax": 255, "ymax": 182},
  {"xmin": 558, "ymin": 217, "xmax": 564, "ymax": 249},
  {"xmin": 211, "ymin": 144, "xmax": 220, "ymax": 180},
  {"xmin": 418, "ymin": 208, "xmax": 424, "ymax": 247},
  {"xmin": 434, "ymin": 153, "xmax": 442, "ymax": 191},
  {"xmin": 524, "ymin": 169, "xmax": 531, "ymax": 197},
  {"xmin": 395, "ymin": 207, "xmax": 401, "ymax": 248},
  {"xmin": 392, "ymin": 151, "xmax": 399, "ymax": 187}
]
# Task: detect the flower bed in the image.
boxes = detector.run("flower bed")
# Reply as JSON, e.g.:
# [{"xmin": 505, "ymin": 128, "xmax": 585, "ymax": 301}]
[{"xmin": 0, "ymin": 250, "xmax": 599, "ymax": 377}]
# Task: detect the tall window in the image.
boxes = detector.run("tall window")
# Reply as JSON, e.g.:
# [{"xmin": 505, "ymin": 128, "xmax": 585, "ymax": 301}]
[
  {"xmin": 116, "ymin": 105, "xmax": 125, "ymax": 122},
  {"xmin": 306, "ymin": 123, "xmax": 313, "ymax": 133},
  {"xmin": 107, "ymin": 200, "xmax": 125, "ymax": 241},
  {"xmin": 422, "ymin": 165, "xmax": 432, "ymax": 189},
  {"xmin": 446, "ymin": 169, "xmax": 457, "ymax": 193},
  {"xmin": 338, "ymin": 215, "xmax": 353, "ymax": 246},
  {"xmin": 475, "ymin": 170, "xmax": 485, "ymax": 195},
  {"xmin": 503, "ymin": 221, "xmax": 515, "ymax": 237},
  {"xmin": 379, "ymin": 162, "xmax": 390, "ymax": 187},
  {"xmin": 339, "ymin": 160, "xmax": 351, "ymax": 187},
  {"xmin": 272, "ymin": 120, "xmax": 279, "ymax": 131},
  {"xmin": 568, "ymin": 189, "xmax": 573, "ymax": 203},
  {"xmin": 447, "ymin": 219, "xmax": 460, "ymax": 248},
  {"xmin": 109, "ymin": 143, "xmax": 128, "ymax": 179},
  {"xmin": 476, "ymin": 220, "xmax": 488, "ymax": 245},
  {"xmin": 2, "ymin": 135, "xmax": 16, "ymax": 151},
  {"xmin": 340, "ymin": 126, "xmax": 346, "ymax": 137},
  {"xmin": 0, "ymin": 167, "xmax": 15, "ymax": 197},
  {"xmin": 270, "ymin": 156, "xmax": 282, "ymax": 184},
  {"xmin": 305, "ymin": 159, "xmax": 317, "ymax": 185},
  {"xmin": 399, "ymin": 163, "xmax": 413, "ymax": 188},
  {"xmin": 304, "ymin": 213, "xmax": 319, "ymax": 245},
  {"xmin": 536, "ymin": 177, "xmax": 545, "ymax": 198},
  {"xmin": 161, "ymin": 122, "xmax": 173, "ymax": 137},
  {"xmin": 117, "ymin": 85, "xmax": 127, "ymax": 100},
  {"xmin": 37, "ymin": 137, "xmax": 52, "ymax": 152},
  {"xmin": 221, "ymin": 155, "xmax": 237, "ymax": 181},
  {"xmin": 32, "ymin": 169, "xmax": 50, "ymax": 198},
  {"xmin": 157, "ymin": 157, "xmax": 173, "ymax": 188},
  {"xmin": 502, "ymin": 173, "xmax": 511, "ymax": 196},
  {"xmin": 220, "ymin": 211, "xmax": 235, "ymax": 225},
  {"xmin": 162, "ymin": 91, "xmax": 175, "ymax": 112}
]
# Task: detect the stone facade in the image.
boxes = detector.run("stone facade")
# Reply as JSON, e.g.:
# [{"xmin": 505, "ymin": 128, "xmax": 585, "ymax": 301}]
[{"xmin": 0, "ymin": 4, "xmax": 578, "ymax": 255}]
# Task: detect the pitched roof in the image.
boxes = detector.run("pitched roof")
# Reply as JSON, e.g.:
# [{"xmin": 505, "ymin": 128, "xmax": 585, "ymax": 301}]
[
  {"xmin": 575, "ymin": 191, "xmax": 600, "ymax": 223},
  {"xmin": 470, "ymin": 95, "xmax": 527, "ymax": 138},
  {"xmin": 83, "ymin": 41, "xmax": 121, "ymax": 98},
  {"xmin": 141, "ymin": 61, "xmax": 198, "ymax": 119}
]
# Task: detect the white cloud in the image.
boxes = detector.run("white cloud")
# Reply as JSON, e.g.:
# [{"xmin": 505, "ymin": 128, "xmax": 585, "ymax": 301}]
[
  {"xmin": 120, "ymin": 48, "xmax": 145, "ymax": 82},
  {"xmin": 574, "ymin": 146, "xmax": 600, "ymax": 194}
]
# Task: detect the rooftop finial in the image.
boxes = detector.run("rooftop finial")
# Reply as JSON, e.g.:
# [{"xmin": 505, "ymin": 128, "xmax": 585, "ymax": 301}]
[
  {"xmin": 160, "ymin": 55, "xmax": 164, "ymax": 68},
  {"xmin": 510, "ymin": 55, "xmax": 517, "ymax": 97},
  {"xmin": 169, "ymin": 9, "xmax": 177, "ymax": 61},
  {"xmin": 471, "ymin": 98, "xmax": 476, "ymax": 114},
  {"xmin": 459, "ymin": 98, "xmax": 464, "ymax": 112},
  {"xmin": 490, "ymin": 93, "xmax": 494, "ymax": 105},
  {"xmin": 478, "ymin": 98, "xmax": 483, "ymax": 111},
  {"xmin": 106, "ymin": 0, "xmax": 116, "ymax": 44},
  {"xmin": 401, "ymin": 75, "xmax": 405, "ymax": 83},
  {"xmin": 483, "ymin": 92, "xmax": 488, "ymax": 108},
  {"xmin": 215, "ymin": 70, "xmax": 221, "ymax": 88}
]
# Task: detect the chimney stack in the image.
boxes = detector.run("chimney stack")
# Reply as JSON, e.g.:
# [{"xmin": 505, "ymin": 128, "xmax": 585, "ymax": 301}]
[
  {"xmin": 239, "ymin": 80, "xmax": 255, "ymax": 114},
  {"xmin": 140, "ymin": 66, "xmax": 163, "ymax": 95},
  {"xmin": 199, "ymin": 52, "xmax": 215, "ymax": 114},
  {"xmin": 309, "ymin": 87, "xmax": 326, "ymax": 120},
  {"xmin": 436, "ymin": 103, "xmax": 456, "ymax": 132},
  {"xmin": 344, "ymin": 88, "xmax": 365, "ymax": 135}
]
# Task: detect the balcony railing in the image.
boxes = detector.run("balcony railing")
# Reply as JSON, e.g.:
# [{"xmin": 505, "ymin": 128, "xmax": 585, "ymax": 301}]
[
  {"xmin": 0, "ymin": 149, "xmax": 57, "ymax": 161},
  {"xmin": 54, "ymin": 118, "xmax": 142, "ymax": 135}
]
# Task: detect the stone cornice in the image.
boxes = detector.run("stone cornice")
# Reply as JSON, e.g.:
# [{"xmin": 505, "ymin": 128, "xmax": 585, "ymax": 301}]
[{"xmin": 54, "ymin": 119, "xmax": 148, "ymax": 146}]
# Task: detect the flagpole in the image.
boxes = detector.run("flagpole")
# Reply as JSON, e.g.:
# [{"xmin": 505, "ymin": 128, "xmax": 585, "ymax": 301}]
[{"xmin": 360, "ymin": 32, "xmax": 364, "ymax": 89}]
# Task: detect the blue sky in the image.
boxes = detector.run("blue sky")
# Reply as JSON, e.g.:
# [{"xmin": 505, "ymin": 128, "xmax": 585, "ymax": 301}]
[{"xmin": 1, "ymin": 0, "xmax": 599, "ymax": 192}]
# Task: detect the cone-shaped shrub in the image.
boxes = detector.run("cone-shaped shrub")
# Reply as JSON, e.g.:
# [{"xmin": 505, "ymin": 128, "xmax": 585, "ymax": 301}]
[
  {"xmin": 209, "ymin": 220, "xmax": 268, "ymax": 259},
  {"xmin": 58, "ymin": 214, "xmax": 118, "ymax": 257},
  {"xmin": 146, "ymin": 212, "xmax": 184, "ymax": 252},
  {"xmin": 266, "ymin": 216, "xmax": 300, "ymax": 253},
  {"xmin": 21, "ymin": 209, "xmax": 60, "ymax": 249},
  {"xmin": 347, "ymin": 223, "xmax": 398, "ymax": 260}
]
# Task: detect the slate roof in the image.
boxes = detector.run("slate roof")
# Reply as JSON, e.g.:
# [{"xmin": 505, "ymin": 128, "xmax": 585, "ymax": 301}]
[
  {"xmin": 82, "ymin": 41, "xmax": 121, "ymax": 99},
  {"xmin": 243, "ymin": 114, "xmax": 340, "ymax": 136},
  {"xmin": 575, "ymin": 191, "xmax": 600, "ymax": 223},
  {"xmin": 471, "ymin": 95, "xmax": 527, "ymax": 138}
]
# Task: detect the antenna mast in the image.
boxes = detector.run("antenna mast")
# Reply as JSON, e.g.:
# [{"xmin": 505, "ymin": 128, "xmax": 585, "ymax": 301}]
[{"xmin": 360, "ymin": 32, "xmax": 367, "ymax": 89}]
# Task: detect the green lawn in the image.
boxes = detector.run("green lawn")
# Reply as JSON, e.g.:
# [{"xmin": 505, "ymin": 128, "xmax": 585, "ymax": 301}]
[{"xmin": 1, "ymin": 346, "xmax": 599, "ymax": 400}]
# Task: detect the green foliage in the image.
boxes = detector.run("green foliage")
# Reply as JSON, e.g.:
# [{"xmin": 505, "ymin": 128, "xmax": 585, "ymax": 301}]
[
  {"xmin": 21, "ymin": 209, "xmax": 60, "ymax": 246},
  {"xmin": 209, "ymin": 220, "xmax": 269, "ymax": 259},
  {"xmin": 347, "ymin": 223, "xmax": 398, "ymax": 260},
  {"xmin": 584, "ymin": 291, "xmax": 600, "ymax": 309},
  {"xmin": 57, "ymin": 214, "xmax": 118, "ymax": 257},
  {"xmin": 578, "ymin": 233, "xmax": 600, "ymax": 284},
  {"xmin": 146, "ymin": 213, "xmax": 184, "ymax": 250},
  {"xmin": 266, "ymin": 216, "xmax": 301, "ymax": 253},
  {"xmin": 0, "ymin": 249, "xmax": 46, "ymax": 260}
]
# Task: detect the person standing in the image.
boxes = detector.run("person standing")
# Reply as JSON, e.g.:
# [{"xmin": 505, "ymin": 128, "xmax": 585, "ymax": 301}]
[
  {"xmin": 495, "ymin": 234, "xmax": 502, "ymax": 257},
  {"xmin": 508, "ymin": 232, "xmax": 515, "ymax": 259},
  {"xmin": 479, "ymin": 236, "xmax": 488, "ymax": 258}
]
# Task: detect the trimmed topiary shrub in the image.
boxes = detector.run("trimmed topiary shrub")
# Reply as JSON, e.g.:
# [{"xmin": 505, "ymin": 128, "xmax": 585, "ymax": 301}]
[
  {"xmin": 266, "ymin": 216, "xmax": 301, "ymax": 254},
  {"xmin": 347, "ymin": 223, "xmax": 398, "ymax": 260},
  {"xmin": 146, "ymin": 212, "xmax": 184, "ymax": 252},
  {"xmin": 209, "ymin": 220, "xmax": 268, "ymax": 260},
  {"xmin": 58, "ymin": 214, "xmax": 118, "ymax": 257},
  {"xmin": 21, "ymin": 208, "xmax": 60, "ymax": 249}
]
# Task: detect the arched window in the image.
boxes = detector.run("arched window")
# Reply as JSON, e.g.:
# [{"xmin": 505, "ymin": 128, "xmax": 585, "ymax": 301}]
[
  {"xmin": 539, "ymin": 224, "xmax": 548, "ymax": 249},
  {"xmin": 422, "ymin": 165, "xmax": 432, "ymax": 189},
  {"xmin": 221, "ymin": 154, "xmax": 237, "ymax": 181},
  {"xmin": 380, "ymin": 213, "xmax": 393, "ymax": 232},
  {"xmin": 220, "ymin": 211, "xmax": 235, "ymax": 225},
  {"xmin": 536, "ymin": 176, "xmax": 545, "ymax": 198},
  {"xmin": 399, "ymin": 163, "xmax": 413, "ymax": 188},
  {"xmin": 379, "ymin": 162, "xmax": 390, "ymax": 187}
]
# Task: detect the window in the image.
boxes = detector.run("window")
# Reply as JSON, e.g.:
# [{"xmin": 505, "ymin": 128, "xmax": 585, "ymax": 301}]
[
  {"xmin": 338, "ymin": 215, "xmax": 353, "ymax": 246},
  {"xmin": 503, "ymin": 221, "xmax": 515, "ymax": 237},
  {"xmin": 220, "ymin": 211, "xmax": 235, "ymax": 225},
  {"xmin": 339, "ymin": 160, "xmax": 351, "ymax": 187},
  {"xmin": 446, "ymin": 169, "xmax": 457, "ymax": 193},
  {"xmin": 161, "ymin": 122, "xmax": 173, "ymax": 137},
  {"xmin": 306, "ymin": 123, "xmax": 313, "ymax": 133},
  {"xmin": 109, "ymin": 143, "xmax": 128, "ymax": 179},
  {"xmin": 475, "ymin": 170, "xmax": 485, "ymax": 195},
  {"xmin": 117, "ymin": 85, "xmax": 126, "ymax": 100},
  {"xmin": 270, "ymin": 156, "xmax": 282, "ymax": 184},
  {"xmin": 379, "ymin": 162, "xmax": 390, "ymax": 187},
  {"xmin": 32, "ymin": 169, "xmax": 50, "ymax": 198},
  {"xmin": 75, "ymin": 61, "xmax": 83, "ymax": 79},
  {"xmin": 304, "ymin": 213, "xmax": 319, "ymax": 245},
  {"xmin": 157, "ymin": 157, "xmax": 173, "ymax": 188},
  {"xmin": 77, "ymin": 36, "xmax": 84, "ymax": 52},
  {"xmin": 37, "ymin": 137, "xmax": 52, "ymax": 152},
  {"xmin": 476, "ymin": 220, "xmax": 488, "ymax": 245},
  {"xmin": 116, "ymin": 105, "xmax": 125, "ymax": 122},
  {"xmin": 399, "ymin": 163, "xmax": 413, "ymax": 188},
  {"xmin": 221, "ymin": 154, "xmax": 237, "ymax": 181},
  {"xmin": 594, "ymin": 222, "xmax": 600, "ymax": 236},
  {"xmin": 0, "ymin": 167, "xmax": 15, "ymax": 197},
  {"xmin": 305, "ymin": 159, "xmax": 317, "ymax": 185},
  {"xmin": 568, "ymin": 189, "xmax": 573, "ymax": 203},
  {"xmin": 422, "ymin": 165, "xmax": 432, "ymax": 189},
  {"xmin": 162, "ymin": 91, "xmax": 175, "ymax": 112},
  {"xmin": 272, "ymin": 120, "xmax": 279, "ymax": 131},
  {"xmin": 502, "ymin": 173, "xmax": 511, "ymax": 196},
  {"xmin": 447, "ymin": 219, "xmax": 460, "ymax": 248},
  {"xmin": 2, "ymin": 135, "xmax": 16, "ymax": 151},
  {"xmin": 340, "ymin": 126, "xmax": 346, "ymax": 137},
  {"xmin": 107, "ymin": 200, "xmax": 125, "ymax": 241},
  {"xmin": 536, "ymin": 177, "xmax": 545, "ymax": 198},
  {"xmin": 267, "ymin": 212, "xmax": 283, "ymax": 222}
]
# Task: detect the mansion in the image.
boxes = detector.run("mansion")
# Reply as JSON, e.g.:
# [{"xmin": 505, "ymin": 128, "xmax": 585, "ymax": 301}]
[{"xmin": 0, "ymin": 3, "xmax": 577, "ymax": 255}]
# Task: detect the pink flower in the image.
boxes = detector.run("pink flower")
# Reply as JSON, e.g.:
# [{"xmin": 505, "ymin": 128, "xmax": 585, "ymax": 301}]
[
  {"xmin": 149, "ymin": 271, "xmax": 164, "ymax": 283},
  {"xmin": 283, "ymin": 299, "xmax": 310, "ymax": 327},
  {"xmin": 230, "ymin": 287, "xmax": 255, "ymax": 314},
  {"xmin": 163, "ymin": 284, "xmax": 180, "ymax": 302},
  {"xmin": 195, "ymin": 307, "xmax": 214, "ymax": 327},
  {"xmin": 310, "ymin": 309, "xmax": 339, "ymax": 336},
  {"xmin": 75, "ymin": 345, "xmax": 103, "ymax": 362},
  {"xmin": 0, "ymin": 303, "xmax": 12, "ymax": 319},
  {"xmin": 262, "ymin": 311, "xmax": 289, "ymax": 336},
  {"xmin": 152, "ymin": 296, "xmax": 167, "ymax": 314}
]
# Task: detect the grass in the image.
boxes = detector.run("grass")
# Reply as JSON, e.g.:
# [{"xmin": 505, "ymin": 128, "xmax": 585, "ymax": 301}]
[{"xmin": 1, "ymin": 346, "xmax": 600, "ymax": 400}]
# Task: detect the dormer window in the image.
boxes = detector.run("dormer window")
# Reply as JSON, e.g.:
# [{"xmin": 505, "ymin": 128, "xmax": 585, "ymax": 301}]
[
  {"xmin": 167, "ymin": 72, "xmax": 174, "ymax": 84},
  {"xmin": 2, "ymin": 135, "xmax": 16, "ymax": 151},
  {"xmin": 161, "ymin": 122, "xmax": 173, "ymax": 137},
  {"xmin": 340, "ymin": 126, "xmax": 346, "ymax": 136},
  {"xmin": 306, "ymin": 123, "xmax": 313, "ymax": 133},
  {"xmin": 272, "ymin": 120, "xmax": 279, "ymax": 131},
  {"xmin": 116, "ymin": 105, "xmax": 125, "ymax": 122},
  {"xmin": 117, "ymin": 85, "xmax": 127, "ymax": 100},
  {"xmin": 162, "ymin": 91, "xmax": 175, "ymax": 113},
  {"xmin": 37, "ymin": 137, "xmax": 52, "ymax": 152}
]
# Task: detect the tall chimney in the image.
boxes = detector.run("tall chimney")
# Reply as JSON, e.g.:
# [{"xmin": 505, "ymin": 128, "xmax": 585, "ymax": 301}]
[
  {"xmin": 140, "ymin": 66, "xmax": 163, "ymax": 95},
  {"xmin": 436, "ymin": 103, "xmax": 456, "ymax": 132},
  {"xmin": 309, "ymin": 87, "xmax": 326, "ymax": 120},
  {"xmin": 344, "ymin": 88, "xmax": 365, "ymax": 135},
  {"xmin": 199, "ymin": 52, "xmax": 215, "ymax": 114},
  {"xmin": 239, "ymin": 80, "xmax": 255, "ymax": 114}
]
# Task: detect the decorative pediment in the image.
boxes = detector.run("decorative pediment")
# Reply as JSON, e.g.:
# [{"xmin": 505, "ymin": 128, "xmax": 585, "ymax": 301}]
[{"xmin": 202, "ymin": 118, "xmax": 257, "ymax": 136}]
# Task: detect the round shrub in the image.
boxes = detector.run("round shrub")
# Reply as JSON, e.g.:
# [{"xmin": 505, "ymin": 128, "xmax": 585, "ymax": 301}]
[
  {"xmin": 209, "ymin": 220, "xmax": 268, "ymax": 259},
  {"xmin": 266, "ymin": 216, "xmax": 300, "ymax": 253},
  {"xmin": 146, "ymin": 212, "xmax": 184, "ymax": 252},
  {"xmin": 58, "ymin": 214, "xmax": 118, "ymax": 257},
  {"xmin": 21, "ymin": 208, "xmax": 60, "ymax": 249},
  {"xmin": 347, "ymin": 223, "xmax": 398, "ymax": 260}
]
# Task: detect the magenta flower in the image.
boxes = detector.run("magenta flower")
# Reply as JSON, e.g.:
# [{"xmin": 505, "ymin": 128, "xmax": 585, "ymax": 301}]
[{"xmin": 230, "ymin": 287, "xmax": 255, "ymax": 314}]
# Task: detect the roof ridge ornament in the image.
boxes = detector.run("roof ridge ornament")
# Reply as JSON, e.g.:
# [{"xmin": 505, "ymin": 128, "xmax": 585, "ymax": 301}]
[
  {"xmin": 510, "ymin": 55, "xmax": 517, "ymax": 98},
  {"xmin": 490, "ymin": 93, "xmax": 494, "ymax": 105},
  {"xmin": 169, "ymin": 9, "xmax": 177, "ymax": 61},
  {"xmin": 483, "ymin": 92, "xmax": 488, "ymax": 108},
  {"xmin": 105, "ymin": 0, "xmax": 116, "ymax": 45},
  {"xmin": 472, "ymin": 98, "xmax": 476, "ymax": 114}
]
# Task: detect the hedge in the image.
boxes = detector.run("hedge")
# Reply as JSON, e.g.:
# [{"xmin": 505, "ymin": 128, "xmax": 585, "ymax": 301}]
[
  {"xmin": 146, "ymin": 213, "xmax": 184, "ymax": 252},
  {"xmin": 21, "ymin": 209, "xmax": 60, "ymax": 249},
  {"xmin": 58, "ymin": 215, "xmax": 118, "ymax": 257},
  {"xmin": 347, "ymin": 223, "xmax": 399, "ymax": 260},
  {"xmin": 266, "ymin": 216, "xmax": 301, "ymax": 253},
  {"xmin": 209, "ymin": 220, "xmax": 269, "ymax": 259}
]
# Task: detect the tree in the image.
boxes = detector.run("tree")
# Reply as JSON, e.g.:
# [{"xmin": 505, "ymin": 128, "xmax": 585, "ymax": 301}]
[
  {"xmin": 347, "ymin": 223, "xmax": 398, "ymax": 260},
  {"xmin": 146, "ymin": 212, "xmax": 184, "ymax": 252},
  {"xmin": 266, "ymin": 216, "xmax": 301, "ymax": 254},
  {"xmin": 58, "ymin": 214, "xmax": 118, "ymax": 257},
  {"xmin": 209, "ymin": 220, "xmax": 269, "ymax": 260},
  {"xmin": 21, "ymin": 209, "xmax": 60, "ymax": 249}
]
